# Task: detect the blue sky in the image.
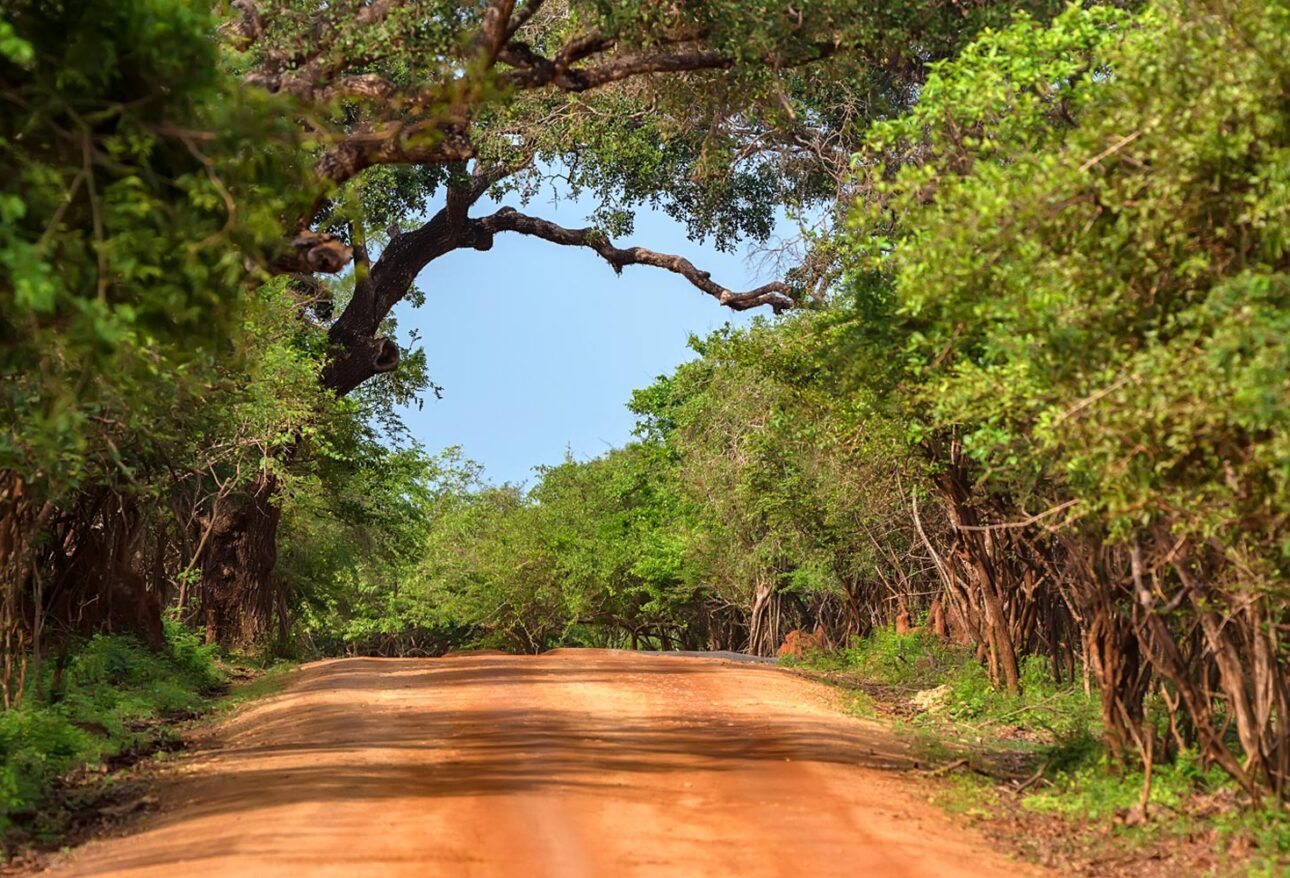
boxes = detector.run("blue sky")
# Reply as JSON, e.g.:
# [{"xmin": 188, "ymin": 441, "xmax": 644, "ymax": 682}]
[{"xmin": 390, "ymin": 195, "xmax": 787, "ymax": 486}]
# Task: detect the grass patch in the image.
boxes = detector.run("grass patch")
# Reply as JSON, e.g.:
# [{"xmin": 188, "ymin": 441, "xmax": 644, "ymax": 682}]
[
  {"xmin": 931, "ymin": 770, "xmax": 999, "ymax": 820},
  {"xmin": 213, "ymin": 661, "xmax": 297, "ymax": 714},
  {"xmin": 796, "ymin": 628, "xmax": 1290, "ymax": 876},
  {"xmin": 841, "ymin": 688, "xmax": 878, "ymax": 718},
  {"xmin": 0, "ymin": 623, "xmax": 298, "ymax": 858},
  {"xmin": 0, "ymin": 622, "xmax": 227, "ymax": 840},
  {"xmin": 1022, "ymin": 748, "xmax": 1227, "ymax": 821}
]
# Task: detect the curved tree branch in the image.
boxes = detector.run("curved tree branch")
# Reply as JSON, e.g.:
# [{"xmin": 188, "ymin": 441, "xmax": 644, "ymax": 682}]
[
  {"xmin": 501, "ymin": 45, "xmax": 732, "ymax": 92},
  {"xmin": 505, "ymin": 0, "xmax": 546, "ymax": 41},
  {"xmin": 318, "ymin": 187, "xmax": 797, "ymax": 397},
  {"xmin": 311, "ymin": 30, "xmax": 835, "ymax": 187},
  {"xmin": 315, "ymin": 116, "xmax": 476, "ymax": 185},
  {"xmin": 476, "ymin": 206, "xmax": 797, "ymax": 313},
  {"xmin": 476, "ymin": 0, "xmax": 518, "ymax": 65}
]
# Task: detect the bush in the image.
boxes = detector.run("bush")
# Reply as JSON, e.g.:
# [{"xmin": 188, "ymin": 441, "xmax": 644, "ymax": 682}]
[
  {"xmin": 1022, "ymin": 748, "xmax": 1231, "ymax": 821},
  {"xmin": 813, "ymin": 628, "xmax": 1101, "ymax": 746},
  {"xmin": 0, "ymin": 626, "xmax": 225, "ymax": 833},
  {"xmin": 837, "ymin": 628, "xmax": 971, "ymax": 689},
  {"xmin": 0, "ymin": 710, "xmax": 86, "ymax": 824}
]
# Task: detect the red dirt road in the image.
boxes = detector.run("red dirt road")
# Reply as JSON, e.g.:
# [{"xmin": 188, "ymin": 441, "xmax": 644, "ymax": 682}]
[{"xmin": 44, "ymin": 650, "xmax": 1043, "ymax": 877}]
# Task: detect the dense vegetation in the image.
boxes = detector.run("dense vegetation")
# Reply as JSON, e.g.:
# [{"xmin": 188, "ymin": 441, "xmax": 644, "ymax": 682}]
[
  {"xmin": 0, "ymin": 624, "xmax": 224, "ymax": 834},
  {"xmin": 1, "ymin": 0, "xmax": 1287, "ymax": 847}
]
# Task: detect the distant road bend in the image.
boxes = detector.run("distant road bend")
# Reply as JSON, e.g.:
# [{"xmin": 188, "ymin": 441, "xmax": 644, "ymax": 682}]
[{"xmin": 45, "ymin": 650, "xmax": 1043, "ymax": 877}]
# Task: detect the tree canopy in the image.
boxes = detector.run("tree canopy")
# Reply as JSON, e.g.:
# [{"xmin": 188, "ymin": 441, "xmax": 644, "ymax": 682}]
[{"xmin": 2, "ymin": 0, "xmax": 1289, "ymax": 815}]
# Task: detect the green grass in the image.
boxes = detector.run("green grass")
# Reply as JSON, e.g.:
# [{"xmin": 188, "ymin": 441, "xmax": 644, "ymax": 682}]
[
  {"xmin": 838, "ymin": 627, "xmax": 969, "ymax": 688},
  {"xmin": 931, "ymin": 770, "xmax": 999, "ymax": 820},
  {"xmin": 0, "ymin": 622, "xmax": 224, "ymax": 835},
  {"xmin": 809, "ymin": 628, "xmax": 1101, "ymax": 742},
  {"xmin": 1018, "ymin": 758, "xmax": 1290, "ymax": 875},
  {"xmin": 796, "ymin": 628, "xmax": 1290, "ymax": 876},
  {"xmin": 1215, "ymin": 803, "xmax": 1290, "ymax": 877},
  {"xmin": 212, "ymin": 661, "xmax": 297, "ymax": 714},
  {"xmin": 1022, "ymin": 747, "xmax": 1226, "ymax": 821}
]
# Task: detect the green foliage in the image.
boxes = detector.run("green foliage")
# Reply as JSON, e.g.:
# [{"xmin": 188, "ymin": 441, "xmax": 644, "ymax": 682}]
[
  {"xmin": 0, "ymin": 0, "xmax": 305, "ymax": 498},
  {"xmin": 848, "ymin": 0, "xmax": 1290, "ymax": 551},
  {"xmin": 834, "ymin": 628, "xmax": 966, "ymax": 689},
  {"xmin": 290, "ymin": 447, "xmax": 484, "ymax": 656},
  {"xmin": 0, "ymin": 623, "xmax": 223, "ymax": 832},
  {"xmin": 400, "ymin": 441, "xmax": 711, "ymax": 654}
]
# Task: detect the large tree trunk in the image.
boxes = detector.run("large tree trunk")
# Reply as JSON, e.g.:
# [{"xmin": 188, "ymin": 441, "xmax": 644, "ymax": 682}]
[
  {"xmin": 192, "ymin": 220, "xmax": 463, "ymax": 648},
  {"xmin": 199, "ymin": 472, "xmax": 282, "ymax": 647}
]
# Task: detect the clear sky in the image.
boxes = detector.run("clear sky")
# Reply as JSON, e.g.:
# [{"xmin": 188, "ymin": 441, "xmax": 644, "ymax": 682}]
[{"xmin": 390, "ymin": 195, "xmax": 786, "ymax": 486}]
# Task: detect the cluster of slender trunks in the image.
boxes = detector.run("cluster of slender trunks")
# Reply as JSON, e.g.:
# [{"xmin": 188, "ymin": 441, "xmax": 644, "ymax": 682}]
[
  {"xmin": 587, "ymin": 434, "xmax": 1289, "ymax": 803},
  {"xmin": 2, "ymin": 407, "xmax": 1288, "ymax": 801}
]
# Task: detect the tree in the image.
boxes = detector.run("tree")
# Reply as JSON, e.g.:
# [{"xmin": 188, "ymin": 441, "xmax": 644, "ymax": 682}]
[
  {"xmin": 842, "ymin": 0, "xmax": 1290, "ymax": 796},
  {"xmin": 0, "ymin": 0, "xmax": 305, "ymax": 682},
  {"xmin": 199, "ymin": 0, "xmax": 1067, "ymax": 644},
  {"xmin": 629, "ymin": 318, "xmax": 936, "ymax": 654}
]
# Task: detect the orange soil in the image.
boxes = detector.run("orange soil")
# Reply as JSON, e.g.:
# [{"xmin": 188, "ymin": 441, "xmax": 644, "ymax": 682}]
[{"xmin": 41, "ymin": 650, "xmax": 1047, "ymax": 877}]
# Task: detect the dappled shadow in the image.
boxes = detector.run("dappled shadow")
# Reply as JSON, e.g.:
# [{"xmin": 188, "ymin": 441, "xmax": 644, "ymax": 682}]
[
  {"xmin": 283, "ymin": 653, "xmax": 720, "ymax": 695},
  {"xmin": 215, "ymin": 704, "xmax": 898, "ymax": 770},
  {"xmin": 208, "ymin": 653, "xmax": 904, "ymax": 794},
  {"xmin": 65, "ymin": 654, "xmax": 913, "ymax": 875}
]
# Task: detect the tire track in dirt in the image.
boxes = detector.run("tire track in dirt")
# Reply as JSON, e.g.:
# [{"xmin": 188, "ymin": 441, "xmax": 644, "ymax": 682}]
[{"xmin": 35, "ymin": 650, "xmax": 1047, "ymax": 877}]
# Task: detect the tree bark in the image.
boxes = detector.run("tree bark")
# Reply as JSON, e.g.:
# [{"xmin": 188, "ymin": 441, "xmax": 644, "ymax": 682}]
[{"xmin": 199, "ymin": 471, "xmax": 282, "ymax": 647}]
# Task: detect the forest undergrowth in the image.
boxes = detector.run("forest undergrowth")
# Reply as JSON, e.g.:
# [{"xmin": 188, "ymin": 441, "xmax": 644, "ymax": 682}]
[
  {"xmin": 0, "ymin": 626, "xmax": 290, "ymax": 860},
  {"xmin": 791, "ymin": 631, "xmax": 1290, "ymax": 877}
]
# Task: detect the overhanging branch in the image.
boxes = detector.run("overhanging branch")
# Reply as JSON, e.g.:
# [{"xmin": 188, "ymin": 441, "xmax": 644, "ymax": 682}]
[
  {"xmin": 476, "ymin": 207, "xmax": 796, "ymax": 313},
  {"xmin": 319, "ymin": 180, "xmax": 797, "ymax": 398}
]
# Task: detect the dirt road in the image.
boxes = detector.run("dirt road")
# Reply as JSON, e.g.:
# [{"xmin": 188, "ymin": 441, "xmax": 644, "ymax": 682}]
[{"xmin": 45, "ymin": 650, "xmax": 1041, "ymax": 877}]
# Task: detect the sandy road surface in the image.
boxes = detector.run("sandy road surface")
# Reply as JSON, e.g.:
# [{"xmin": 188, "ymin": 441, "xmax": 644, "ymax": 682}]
[{"xmin": 43, "ymin": 650, "xmax": 1042, "ymax": 878}]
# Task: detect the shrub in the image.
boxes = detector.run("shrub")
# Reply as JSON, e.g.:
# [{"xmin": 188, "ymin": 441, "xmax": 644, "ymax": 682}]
[{"xmin": 0, "ymin": 626, "xmax": 225, "ymax": 834}]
